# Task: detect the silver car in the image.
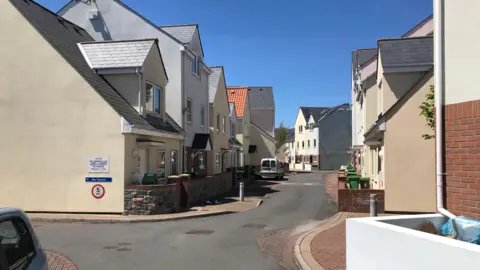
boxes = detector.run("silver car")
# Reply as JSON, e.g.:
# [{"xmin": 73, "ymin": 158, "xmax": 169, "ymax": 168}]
[{"xmin": 0, "ymin": 208, "xmax": 47, "ymax": 270}]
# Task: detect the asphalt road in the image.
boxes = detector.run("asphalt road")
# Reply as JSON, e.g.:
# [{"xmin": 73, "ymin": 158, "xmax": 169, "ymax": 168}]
[{"xmin": 32, "ymin": 171, "xmax": 336, "ymax": 270}]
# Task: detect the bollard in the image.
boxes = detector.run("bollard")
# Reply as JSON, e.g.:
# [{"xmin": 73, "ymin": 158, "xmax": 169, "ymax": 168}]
[
  {"xmin": 370, "ymin": 194, "xmax": 378, "ymax": 217},
  {"xmin": 239, "ymin": 182, "xmax": 245, "ymax": 201}
]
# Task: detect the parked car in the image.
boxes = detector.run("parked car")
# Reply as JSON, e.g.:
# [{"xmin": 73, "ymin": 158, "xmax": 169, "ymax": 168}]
[
  {"xmin": 0, "ymin": 208, "xmax": 47, "ymax": 270},
  {"xmin": 257, "ymin": 158, "xmax": 284, "ymax": 180}
]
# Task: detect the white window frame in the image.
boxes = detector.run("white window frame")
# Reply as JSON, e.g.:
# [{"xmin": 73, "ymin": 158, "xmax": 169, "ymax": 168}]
[
  {"xmin": 186, "ymin": 98, "xmax": 192, "ymax": 123},
  {"xmin": 200, "ymin": 105, "xmax": 205, "ymax": 128},
  {"xmin": 145, "ymin": 81, "xmax": 162, "ymax": 114},
  {"xmin": 199, "ymin": 152, "xmax": 205, "ymax": 169},
  {"xmin": 314, "ymin": 139, "xmax": 317, "ymax": 148},
  {"xmin": 215, "ymin": 153, "xmax": 220, "ymax": 165},
  {"xmin": 222, "ymin": 116, "xmax": 226, "ymax": 134},
  {"xmin": 192, "ymin": 55, "xmax": 200, "ymax": 77}
]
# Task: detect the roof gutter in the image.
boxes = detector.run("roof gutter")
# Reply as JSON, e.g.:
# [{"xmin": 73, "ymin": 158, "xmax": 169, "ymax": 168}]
[{"xmin": 434, "ymin": 0, "xmax": 455, "ymax": 219}]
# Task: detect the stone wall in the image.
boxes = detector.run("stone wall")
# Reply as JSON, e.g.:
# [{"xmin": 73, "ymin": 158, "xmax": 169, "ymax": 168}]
[
  {"xmin": 124, "ymin": 184, "xmax": 179, "ymax": 215},
  {"xmin": 338, "ymin": 189, "xmax": 385, "ymax": 213},
  {"xmin": 182, "ymin": 171, "xmax": 233, "ymax": 207}
]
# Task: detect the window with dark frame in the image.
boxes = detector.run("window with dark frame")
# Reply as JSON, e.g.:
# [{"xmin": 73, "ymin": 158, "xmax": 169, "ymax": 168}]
[
  {"xmin": 314, "ymin": 139, "xmax": 317, "ymax": 147},
  {"xmin": 216, "ymin": 113, "xmax": 220, "ymax": 131}
]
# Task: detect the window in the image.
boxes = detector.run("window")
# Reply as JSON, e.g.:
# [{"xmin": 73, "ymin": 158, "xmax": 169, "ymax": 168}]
[
  {"xmin": 171, "ymin": 151, "xmax": 178, "ymax": 175},
  {"xmin": 186, "ymin": 99, "xmax": 192, "ymax": 123},
  {"xmin": 200, "ymin": 105, "xmax": 205, "ymax": 127},
  {"xmin": 192, "ymin": 55, "xmax": 200, "ymax": 76},
  {"xmin": 157, "ymin": 150, "xmax": 166, "ymax": 180},
  {"xmin": 298, "ymin": 126, "xmax": 303, "ymax": 133},
  {"xmin": 308, "ymin": 140, "xmax": 310, "ymax": 148},
  {"xmin": 146, "ymin": 82, "xmax": 162, "ymax": 114},
  {"xmin": 222, "ymin": 116, "xmax": 226, "ymax": 133},
  {"xmin": 302, "ymin": 141, "xmax": 304, "ymax": 149},
  {"xmin": 199, "ymin": 152, "xmax": 205, "ymax": 169},
  {"xmin": 314, "ymin": 139, "xmax": 317, "ymax": 148},
  {"xmin": 216, "ymin": 113, "xmax": 220, "ymax": 131},
  {"xmin": 309, "ymin": 123, "xmax": 314, "ymax": 130},
  {"xmin": 215, "ymin": 153, "xmax": 220, "ymax": 165},
  {"xmin": 297, "ymin": 141, "xmax": 299, "ymax": 148},
  {"xmin": 231, "ymin": 123, "xmax": 235, "ymax": 137},
  {"xmin": 0, "ymin": 218, "xmax": 36, "ymax": 269}
]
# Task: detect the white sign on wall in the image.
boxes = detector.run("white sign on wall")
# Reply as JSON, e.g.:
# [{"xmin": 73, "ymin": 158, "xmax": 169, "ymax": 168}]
[{"xmin": 88, "ymin": 157, "xmax": 109, "ymax": 173}]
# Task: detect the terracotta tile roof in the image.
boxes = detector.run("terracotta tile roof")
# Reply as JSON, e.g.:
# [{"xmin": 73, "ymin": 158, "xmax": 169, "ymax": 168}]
[{"xmin": 227, "ymin": 87, "xmax": 248, "ymax": 117}]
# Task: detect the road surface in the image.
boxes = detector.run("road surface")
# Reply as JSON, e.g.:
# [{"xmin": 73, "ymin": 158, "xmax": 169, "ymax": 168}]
[{"xmin": 33, "ymin": 171, "xmax": 336, "ymax": 270}]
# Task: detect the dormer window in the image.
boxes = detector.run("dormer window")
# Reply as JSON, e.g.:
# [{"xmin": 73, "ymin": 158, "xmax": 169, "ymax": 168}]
[
  {"xmin": 146, "ymin": 82, "xmax": 162, "ymax": 114},
  {"xmin": 192, "ymin": 55, "xmax": 200, "ymax": 76}
]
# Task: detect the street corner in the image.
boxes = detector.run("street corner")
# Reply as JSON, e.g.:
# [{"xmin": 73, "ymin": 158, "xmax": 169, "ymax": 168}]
[{"xmin": 46, "ymin": 250, "xmax": 78, "ymax": 270}]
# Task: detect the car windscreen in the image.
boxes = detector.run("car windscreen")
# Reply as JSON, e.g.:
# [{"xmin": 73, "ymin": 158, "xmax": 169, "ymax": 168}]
[{"xmin": 261, "ymin": 160, "xmax": 271, "ymax": 168}]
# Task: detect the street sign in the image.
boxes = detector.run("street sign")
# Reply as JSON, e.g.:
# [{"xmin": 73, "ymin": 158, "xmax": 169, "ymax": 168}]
[
  {"xmin": 91, "ymin": 184, "xmax": 105, "ymax": 199},
  {"xmin": 88, "ymin": 157, "xmax": 109, "ymax": 173},
  {"xmin": 86, "ymin": 177, "xmax": 112, "ymax": 183}
]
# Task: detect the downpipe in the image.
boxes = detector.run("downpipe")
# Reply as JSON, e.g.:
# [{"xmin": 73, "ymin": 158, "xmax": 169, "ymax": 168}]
[{"xmin": 434, "ymin": 0, "xmax": 455, "ymax": 219}]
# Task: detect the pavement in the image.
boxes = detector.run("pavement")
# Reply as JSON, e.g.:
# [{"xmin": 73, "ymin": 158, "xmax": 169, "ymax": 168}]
[
  {"xmin": 31, "ymin": 171, "xmax": 336, "ymax": 270},
  {"xmin": 28, "ymin": 196, "xmax": 263, "ymax": 224}
]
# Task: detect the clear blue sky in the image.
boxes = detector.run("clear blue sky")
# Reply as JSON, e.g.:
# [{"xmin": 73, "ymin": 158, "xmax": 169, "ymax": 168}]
[{"xmin": 38, "ymin": 0, "xmax": 432, "ymax": 128}]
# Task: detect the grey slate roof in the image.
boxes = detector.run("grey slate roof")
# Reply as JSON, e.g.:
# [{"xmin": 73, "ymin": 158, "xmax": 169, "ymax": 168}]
[
  {"xmin": 208, "ymin": 66, "xmax": 222, "ymax": 103},
  {"xmin": 351, "ymin": 48, "xmax": 377, "ymax": 73},
  {"xmin": 11, "ymin": 0, "xmax": 181, "ymax": 135},
  {"xmin": 80, "ymin": 39, "xmax": 155, "ymax": 69},
  {"xmin": 159, "ymin": 24, "xmax": 197, "ymax": 44},
  {"xmin": 300, "ymin": 107, "xmax": 330, "ymax": 122},
  {"xmin": 248, "ymin": 87, "xmax": 274, "ymax": 109},
  {"xmin": 378, "ymin": 36, "xmax": 433, "ymax": 68},
  {"xmin": 286, "ymin": 128, "xmax": 295, "ymax": 143}
]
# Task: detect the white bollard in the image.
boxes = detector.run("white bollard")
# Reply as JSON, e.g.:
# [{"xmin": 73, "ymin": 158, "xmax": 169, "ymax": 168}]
[{"xmin": 239, "ymin": 182, "xmax": 244, "ymax": 201}]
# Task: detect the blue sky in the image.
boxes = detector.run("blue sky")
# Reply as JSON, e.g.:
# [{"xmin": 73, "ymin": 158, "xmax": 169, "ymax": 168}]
[{"xmin": 38, "ymin": 0, "xmax": 432, "ymax": 128}]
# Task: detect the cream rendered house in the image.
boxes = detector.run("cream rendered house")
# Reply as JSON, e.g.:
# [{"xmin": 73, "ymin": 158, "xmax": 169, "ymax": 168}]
[
  {"xmin": 364, "ymin": 36, "xmax": 435, "ymax": 213},
  {"xmin": 227, "ymin": 87, "xmax": 252, "ymax": 166},
  {"xmin": 293, "ymin": 107, "xmax": 328, "ymax": 170},
  {"xmin": 0, "ymin": 0, "xmax": 184, "ymax": 213},
  {"xmin": 353, "ymin": 15, "xmax": 434, "ymax": 175},
  {"xmin": 208, "ymin": 67, "xmax": 231, "ymax": 174},
  {"xmin": 60, "ymin": 0, "xmax": 212, "ymax": 174}
]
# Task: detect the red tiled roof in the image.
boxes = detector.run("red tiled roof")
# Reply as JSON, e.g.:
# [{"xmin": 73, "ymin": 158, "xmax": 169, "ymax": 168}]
[{"xmin": 226, "ymin": 87, "xmax": 248, "ymax": 117}]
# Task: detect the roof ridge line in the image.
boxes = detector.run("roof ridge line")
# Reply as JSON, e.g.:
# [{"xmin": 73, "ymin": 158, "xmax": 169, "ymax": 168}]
[
  {"xmin": 80, "ymin": 38, "xmax": 157, "ymax": 44},
  {"xmin": 159, "ymin": 24, "xmax": 198, "ymax": 28}
]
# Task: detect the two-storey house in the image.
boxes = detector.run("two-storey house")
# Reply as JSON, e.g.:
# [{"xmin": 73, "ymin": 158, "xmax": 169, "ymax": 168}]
[
  {"xmin": 294, "ymin": 107, "xmax": 328, "ymax": 170},
  {"xmin": 364, "ymin": 36, "xmax": 435, "ymax": 213},
  {"xmin": 0, "ymin": 0, "xmax": 183, "ymax": 213},
  {"xmin": 228, "ymin": 102, "xmax": 243, "ymax": 169},
  {"xmin": 247, "ymin": 87, "xmax": 276, "ymax": 164},
  {"xmin": 60, "ymin": 0, "xmax": 212, "ymax": 174},
  {"xmin": 208, "ymin": 67, "xmax": 231, "ymax": 174},
  {"xmin": 352, "ymin": 15, "xmax": 434, "ymax": 175},
  {"xmin": 227, "ymin": 87, "xmax": 252, "ymax": 167}
]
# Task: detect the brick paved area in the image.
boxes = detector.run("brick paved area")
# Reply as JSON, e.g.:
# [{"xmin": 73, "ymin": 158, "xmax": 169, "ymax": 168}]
[
  {"xmin": 308, "ymin": 213, "xmax": 386, "ymax": 270},
  {"xmin": 46, "ymin": 250, "xmax": 77, "ymax": 270}
]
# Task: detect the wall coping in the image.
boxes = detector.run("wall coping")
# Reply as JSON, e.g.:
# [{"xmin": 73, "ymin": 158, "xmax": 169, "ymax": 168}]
[{"xmin": 125, "ymin": 184, "xmax": 176, "ymax": 190}]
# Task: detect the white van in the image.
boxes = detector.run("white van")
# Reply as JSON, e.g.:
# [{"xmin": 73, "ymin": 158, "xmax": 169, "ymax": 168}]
[{"xmin": 258, "ymin": 158, "xmax": 284, "ymax": 180}]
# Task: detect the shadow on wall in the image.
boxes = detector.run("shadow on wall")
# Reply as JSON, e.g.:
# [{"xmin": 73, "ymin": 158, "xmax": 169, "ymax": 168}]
[{"xmin": 91, "ymin": 11, "xmax": 112, "ymax": 40}]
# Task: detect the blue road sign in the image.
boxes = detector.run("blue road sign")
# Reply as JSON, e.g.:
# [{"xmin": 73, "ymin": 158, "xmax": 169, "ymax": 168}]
[{"xmin": 86, "ymin": 177, "xmax": 112, "ymax": 183}]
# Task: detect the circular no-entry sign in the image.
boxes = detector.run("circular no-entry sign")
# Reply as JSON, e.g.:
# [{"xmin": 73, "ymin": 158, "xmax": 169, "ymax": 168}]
[{"xmin": 91, "ymin": 184, "xmax": 105, "ymax": 199}]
